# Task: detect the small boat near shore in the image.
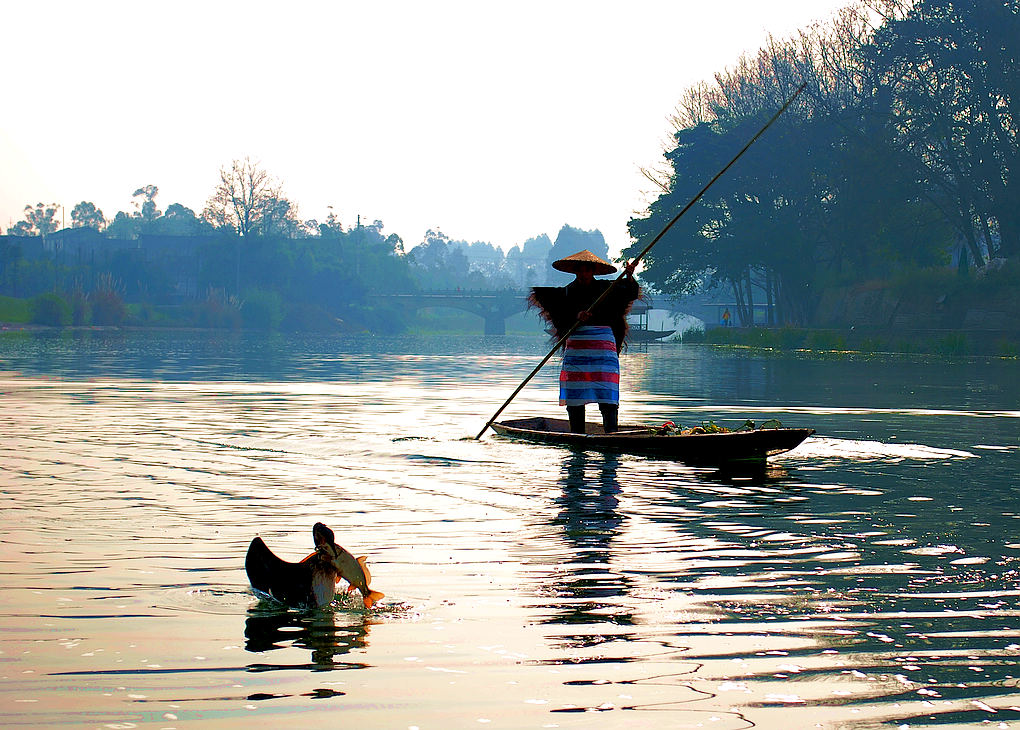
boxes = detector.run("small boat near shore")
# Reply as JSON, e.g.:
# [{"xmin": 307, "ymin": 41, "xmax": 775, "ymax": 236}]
[
  {"xmin": 628, "ymin": 327, "xmax": 676, "ymax": 343},
  {"xmin": 490, "ymin": 416, "xmax": 813, "ymax": 466}
]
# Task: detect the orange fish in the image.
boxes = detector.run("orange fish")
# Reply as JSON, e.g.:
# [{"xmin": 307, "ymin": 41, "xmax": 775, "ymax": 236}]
[{"xmin": 335, "ymin": 544, "xmax": 385, "ymax": 609}]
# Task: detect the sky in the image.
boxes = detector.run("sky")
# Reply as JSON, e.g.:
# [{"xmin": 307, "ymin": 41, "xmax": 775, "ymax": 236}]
[{"xmin": 1, "ymin": 0, "xmax": 852, "ymax": 255}]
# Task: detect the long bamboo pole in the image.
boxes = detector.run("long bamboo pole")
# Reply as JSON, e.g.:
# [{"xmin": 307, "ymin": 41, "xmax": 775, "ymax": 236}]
[{"xmin": 474, "ymin": 82, "xmax": 807, "ymax": 440}]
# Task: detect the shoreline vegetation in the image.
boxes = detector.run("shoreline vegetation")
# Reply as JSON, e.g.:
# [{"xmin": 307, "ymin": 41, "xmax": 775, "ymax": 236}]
[
  {"xmin": 3, "ymin": 292, "xmax": 1015, "ymax": 359},
  {"xmin": 686, "ymin": 325, "xmax": 1018, "ymax": 359}
]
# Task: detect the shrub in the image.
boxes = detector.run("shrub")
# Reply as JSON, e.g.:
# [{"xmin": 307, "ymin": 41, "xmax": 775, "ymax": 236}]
[
  {"xmin": 346, "ymin": 304, "xmax": 408, "ymax": 335},
  {"xmin": 91, "ymin": 290, "xmax": 127, "ymax": 326},
  {"xmin": 90, "ymin": 273, "xmax": 127, "ymax": 326},
  {"xmin": 0, "ymin": 295, "xmax": 32, "ymax": 323},
  {"xmin": 30, "ymin": 292, "xmax": 71, "ymax": 326},
  {"xmin": 933, "ymin": 333, "xmax": 969, "ymax": 357},
  {"xmin": 195, "ymin": 289, "xmax": 242, "ymax": 329},
  {"xmin": 240, "ymin": 289, "xmax": 284, "ymax": 331},
  {"xmin": 680, "ymin": 326, "xmax": 705, "ymax": 343},
  {"xmin": 891, "ymin": 267, "xmax": 963, "ymax": 300},
  {"xmin": 704, "ymin": 327, "xmax": 742, "ymax": 345},
  {"xmin": 858, "ymin": 337, "xmax": 890, "ymax": 354},
  {"xmin": 776, "ymin": 327, "xmax": 807, "ymax": 350},
  {"xmin": 127, "ymin": 303, "xmax": 154, "ymax": 325},
  {"xmin": 280, "ymin": 303, "xmax": 341, "ymax": 332},
  {"xmin": 68, "ymin": 287, "xmax": 90, "ymax": 326},
  {"xmin": 804, "ymin": 330, "xmax": 847, "ymax": 350},
  {"xmin": 997, "ymin": 338, "xmax": 1019, "ymax": 358}
]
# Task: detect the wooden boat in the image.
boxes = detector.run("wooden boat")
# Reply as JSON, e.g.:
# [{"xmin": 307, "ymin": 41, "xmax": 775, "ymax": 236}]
[
  {"xmin": 628, "ymin": 327, "xmax": 676, "ymax": 343},
  {"xmin": 627, "ymin": 300, "xmax": 676, "ymax": 342},
  {"xmin": 490, "ymin": 416, "xmax": 813, "ymax": 466}
]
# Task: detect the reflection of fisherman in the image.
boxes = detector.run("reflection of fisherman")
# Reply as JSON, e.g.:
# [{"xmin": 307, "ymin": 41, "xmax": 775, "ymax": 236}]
[
  {"xmin": 547, "ymin": 453, "xmax": 632, "ymax": 626},
  {"xmin": 529, "ymin": 250, "xmax": 640, "ymax": 434}
]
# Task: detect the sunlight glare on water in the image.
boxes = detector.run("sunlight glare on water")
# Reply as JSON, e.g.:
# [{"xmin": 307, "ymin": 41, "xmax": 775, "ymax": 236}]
[{"xmin": 1, "ymin": 331, "xmax": 1019, "ymax": 729}]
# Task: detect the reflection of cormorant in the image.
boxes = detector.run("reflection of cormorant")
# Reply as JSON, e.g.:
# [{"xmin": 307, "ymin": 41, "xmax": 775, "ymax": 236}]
[
  {"xmin": 244, "ymin": 607, "xmax": 372, "ymax": 670},
  {"xmin": 547, "ymin": 452, "xmax": 635, "ymax": 630}
]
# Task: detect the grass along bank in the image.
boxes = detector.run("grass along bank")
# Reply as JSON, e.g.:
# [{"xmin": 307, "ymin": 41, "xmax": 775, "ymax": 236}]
[{"xmin": 683, "ymin": 325, "xmax": 1018, "ymax": 358}]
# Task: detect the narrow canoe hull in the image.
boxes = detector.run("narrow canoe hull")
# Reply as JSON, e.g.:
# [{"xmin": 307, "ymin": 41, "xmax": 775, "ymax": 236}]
[
  {"xmin": 629, "ymin": 328, "xmax": 676, "ymax": 343},
  {"xmin": 490, "ymin": 416, "xmax": 813, "ymax": 465}
]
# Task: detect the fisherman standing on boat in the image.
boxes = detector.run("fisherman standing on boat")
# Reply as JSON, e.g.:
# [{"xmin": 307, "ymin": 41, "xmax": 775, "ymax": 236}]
[{"xmin": 529, "ymin": 250, "xmax": 640, "ymax": 434}]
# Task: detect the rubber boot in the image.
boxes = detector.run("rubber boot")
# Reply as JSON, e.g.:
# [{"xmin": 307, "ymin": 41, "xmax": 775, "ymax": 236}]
[
  {"xmin": 599, "ymin": 404, "xmax": 619, "ymax": 434},
  {"xmin": 566, "ymin": 406, "xmax": 586, "ymax": 434}
]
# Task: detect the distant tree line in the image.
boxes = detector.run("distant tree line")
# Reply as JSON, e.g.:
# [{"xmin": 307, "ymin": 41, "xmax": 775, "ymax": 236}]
[
  {"xmin": 0, "ymin": 157, "xmax": 610, "ymax": 332},
  {"xmin": 405, "ymin": 225, "xmax": 610, "ymax": 289},
  {"xmin": 626, "ymin": 0, "xmax": 1019, "ymax": 326},
  {"xmin": 6, "ymin": 158, "xmax": 315, "ymax": 240}
]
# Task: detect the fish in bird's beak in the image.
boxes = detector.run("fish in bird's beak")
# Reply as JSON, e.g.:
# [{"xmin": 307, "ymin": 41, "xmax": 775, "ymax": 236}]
[
  {"xmin": 313, "ymin": 522, "xmax": 384, "ymax": 609},
  {"xmin": 335, "ymin": 546, "xmax": 385, "ymax": 609}
]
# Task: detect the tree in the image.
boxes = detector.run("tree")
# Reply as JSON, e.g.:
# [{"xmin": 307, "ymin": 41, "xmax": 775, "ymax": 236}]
[
  {"xmin": 623, "ymin": 1, "xmax": 975, "ymax": 326},
  {"xmin": 259, "ymin": 196, "xmax": 302, "ymax": 237},
  {"xmin": 504, "ymin": 233, "xmax": 553, "ymax": 286},
  {"xmin": 106, "ymin": 185, "xmax": 164, "ymax": 238},
  {"xmin": 203, "ymin": 157, "xmax": 296, "ymax": 236},
  {"xmin": 17, "ymin": 203, "xmax": 62, "ymax": 236},
  {"xmin": 71, "ymin": 201, "xmax": 106, "ymax": 230},
  {"xmin": 406, "ymin": 229, "xmax": 500, "ymax": 288},
  {"xmin": 105, "ymin": 211, "xmax": 139, "ymax": 239},
  {"xmin": 155, "ymin": 203, "xmax": 212, "ymax": 235},
  {"xmin": 132, "ymin": 185, "xmax": 161, "ymax": 225},
  {"xmin": 869, "ymin": 0, "xmax": 1020, "ymax": 260},
  {"xmin": 546, "ymin": 225, "xmax": 610, "ymax": 285},
  {"xmin": 317, "ymin": 208, "xmax": 344, "ymax": 238},
  {"xmin": 407, "ymin": 228, "xmax": 452, "ymax": 271}
]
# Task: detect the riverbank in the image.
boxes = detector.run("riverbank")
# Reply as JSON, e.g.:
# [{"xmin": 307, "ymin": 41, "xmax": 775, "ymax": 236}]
[
  {"xmin": 682, "ymin": 265, "xmax": 1020, "ymax": 358},
  {"xmin": 686, "ymin": 324, "xmax": 1019, "ymax": 357}
]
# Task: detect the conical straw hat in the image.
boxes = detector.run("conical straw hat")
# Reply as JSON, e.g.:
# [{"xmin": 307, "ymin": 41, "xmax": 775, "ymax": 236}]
[{"xmin": 551, "ymin": 249, "xmax": 617, "ymax": 275}]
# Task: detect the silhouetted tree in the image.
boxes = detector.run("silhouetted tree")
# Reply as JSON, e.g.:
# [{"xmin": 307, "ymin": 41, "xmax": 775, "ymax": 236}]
[
  {"xmin": 11, "ymin": 203, "xmax": 61, "ymax": 236},
  {"xmin": 870, "ymin": 0, "xmax": 1019, "ymax": 261},
  {"xmin": 106, "ymin": 185, "xmax": 164, "ymax": 238},
  {"xmin": 133, "ymin": 185, "xmax": 161, "ymax": 225},
  {"xmin": 625, "ymin": 0, "xmax": 1012, "ymax": 326},
  {"xmin": 545, "ymin": 225, "xmax": 610, "ymax": 285},
  {"xmin": 318, "ymin": 209, "xmax": 344, "ymax": 238},
  {"xmin": 406, "ymin": 229, "xmax": 514, "ymax": 288},
  {"xmin": 203, "ymin": 157, "xmax": 297, "ymax": 236},
  {"xmin": 154, "ymin": 203, "xmax": 212, "ymax": 235},
  {"xmin": 71, "ymin": 201, "xmax": 106, "ymax": 230}
]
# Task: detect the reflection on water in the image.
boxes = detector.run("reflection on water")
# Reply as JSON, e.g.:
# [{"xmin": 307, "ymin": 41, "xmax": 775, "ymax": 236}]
[
  {"xmin": 547, "ymin": 453, "xmax": 633, "ymax": 628},
  {"xmin": 1, "ymin": 331, "xmax": 1019, "ymax": 728},
  {"xmin": 244, "ymin": 604, "xmax": 372, "ymax": 672}
]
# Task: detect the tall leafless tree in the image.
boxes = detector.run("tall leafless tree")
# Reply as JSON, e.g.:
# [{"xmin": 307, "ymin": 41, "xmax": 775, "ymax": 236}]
[{"xmin": 203, "ymin": 158, "xmax": 295, "ymax": 236}]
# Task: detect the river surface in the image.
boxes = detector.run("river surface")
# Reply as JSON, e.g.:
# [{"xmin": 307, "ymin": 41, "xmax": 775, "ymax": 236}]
[{"xmin": 1, "ymin": 331, "xmax": 1019, "ymax": 729}]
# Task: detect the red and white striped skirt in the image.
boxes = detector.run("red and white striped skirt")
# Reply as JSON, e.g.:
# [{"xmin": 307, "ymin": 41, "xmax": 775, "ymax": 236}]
[{"xmin": 559, "ymin": 325, "xmax": 620, "ymax": 407}]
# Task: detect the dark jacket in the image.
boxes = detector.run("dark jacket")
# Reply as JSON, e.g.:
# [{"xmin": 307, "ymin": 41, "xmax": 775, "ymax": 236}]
[{"xmin": 529, "ymin": 276, "xmax": 640, "ymax": 353}]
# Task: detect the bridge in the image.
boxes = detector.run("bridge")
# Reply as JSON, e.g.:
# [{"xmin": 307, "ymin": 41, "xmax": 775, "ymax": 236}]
[
  {"xmin": 372, "ymin": 289, "xmax": 687, "ymax": 335},
  {"xmin": 372, "ymin": 290, "xmax": 531, "ymax": 335}
]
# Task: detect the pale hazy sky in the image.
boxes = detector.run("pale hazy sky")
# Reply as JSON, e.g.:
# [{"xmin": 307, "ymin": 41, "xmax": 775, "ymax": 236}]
[{"xmin": 1, "ymin": 0, "xmax": 850, "ymax": 254}]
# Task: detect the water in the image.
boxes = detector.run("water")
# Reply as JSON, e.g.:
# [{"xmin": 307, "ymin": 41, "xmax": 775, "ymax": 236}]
[{"xmin": 1, "ymin": 331, "xmax": 1019, "ymax": 729}]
